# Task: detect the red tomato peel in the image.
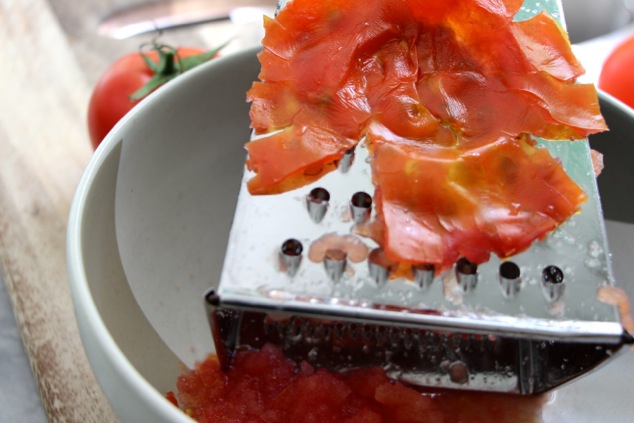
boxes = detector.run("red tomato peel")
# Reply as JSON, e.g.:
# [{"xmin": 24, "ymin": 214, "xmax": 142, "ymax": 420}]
[
  {"xmin": 246, "ymin": 0, "xmax": 607, "ymax": 270},
  {"xmin": 372, "ymin": 136, "xmax": 587, "ymax": 269}
]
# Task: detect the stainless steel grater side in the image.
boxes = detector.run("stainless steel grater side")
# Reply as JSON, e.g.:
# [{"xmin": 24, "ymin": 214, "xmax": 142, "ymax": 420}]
[{"xmin": 205, "ymin": 0, "xmax": 633, "ymax": 395}]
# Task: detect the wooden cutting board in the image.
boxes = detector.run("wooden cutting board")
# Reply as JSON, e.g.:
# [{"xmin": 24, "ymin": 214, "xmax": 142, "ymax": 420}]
[{"xmin": 0, "ymin": 0, "xmax": 243, "ymax": 420}]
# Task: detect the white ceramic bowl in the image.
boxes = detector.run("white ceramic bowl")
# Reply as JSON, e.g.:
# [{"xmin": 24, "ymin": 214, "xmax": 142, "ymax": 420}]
[{"xmin": 67, "ymin": 47, "xmax": 634, "ymax": 422}]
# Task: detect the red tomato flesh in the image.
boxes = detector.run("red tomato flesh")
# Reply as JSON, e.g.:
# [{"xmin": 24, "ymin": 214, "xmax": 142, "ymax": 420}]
[
  {"xmin": 245, "ymin": 0, "xmax": 606, "ymax": 270},
  {"xmin": 171, "ymin": 344, "xmax": 544, "ymax": 423}
]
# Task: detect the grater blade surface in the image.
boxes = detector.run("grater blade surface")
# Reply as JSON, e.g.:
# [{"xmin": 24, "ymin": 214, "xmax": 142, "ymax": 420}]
[{"xmin": 206, "ymin": 0, "xmax": 631, "ymax": 394}]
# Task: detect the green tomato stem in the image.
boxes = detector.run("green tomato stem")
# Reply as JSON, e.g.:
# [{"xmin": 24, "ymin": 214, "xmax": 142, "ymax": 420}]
[{"xmin": 128, "ymin": 40, "xmax": 229, "ymax": 102}]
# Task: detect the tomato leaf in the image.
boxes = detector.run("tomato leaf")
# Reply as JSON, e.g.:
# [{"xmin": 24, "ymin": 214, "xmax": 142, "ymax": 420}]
[
  {"xmin": 178, "ymin": 40, "xmax": 231, "ymax": 72},
  {"xmin": 131, "ymin": 74, "xmax": 174, "ymax": 101},
  {"xmin": 140, "ymin": 51, "xmax": 161, "ymax": 74}
]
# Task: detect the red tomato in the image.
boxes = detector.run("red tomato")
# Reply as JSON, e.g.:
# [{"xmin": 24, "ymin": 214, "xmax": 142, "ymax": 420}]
[
  {"xmin": 599, "ymin": 34, "xmax": 634, "ymax": 109},
  {"xmin": 87, "ymin": 47, "xmax": 204, "ymax": 149}
]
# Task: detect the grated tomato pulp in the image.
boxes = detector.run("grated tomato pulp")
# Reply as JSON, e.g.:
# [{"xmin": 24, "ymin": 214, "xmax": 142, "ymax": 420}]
[
  {"xmin": 245, "ymin": 0, "xmax": 607, "ymax": 271},
  {"xmin": 171, "ymin": 344, "xmax": 545, "ymax": 423}
]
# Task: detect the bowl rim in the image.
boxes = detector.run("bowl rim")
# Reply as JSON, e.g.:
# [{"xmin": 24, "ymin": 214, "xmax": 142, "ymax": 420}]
[{"xmin": 598, "ymin": 88, "xmax": 634, "ymax": 118}]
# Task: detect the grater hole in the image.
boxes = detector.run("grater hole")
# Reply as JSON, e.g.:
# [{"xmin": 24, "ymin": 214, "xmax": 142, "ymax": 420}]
[
  {"xmin": 368, "ymin": 248, "xmax": 394, "ymax": 284},
  {"xmin": 389, "ymin": 327, "xmax": 402, "ymax": 347},
  {"xmin": 324, "ymin": 249, "xmax": 347, "ymax": 282},
  {"xmin": 541, "ymin": 265, "xmax": 565, "ymax": 302},
  {"xmin": 279, "ymin": 239, "xmax": 303, "ymax": 276},
  {"xmin": 499, "ymin": 261, "xmax": 521, "ymax": 298},
  {"xmin": 402, "ymin": 328, "xmax": 414, "ymax": 350},
  {"xmin": 281, "ymin": 239, "xmax": 303, "ymax": 256},
  {"xmin": 361, "ymin": 324, "xmax": 377, "ymax": 346},
  {"xmin": 456, "ymin": 257, "xmax": 478, "ymax": 292},
  {"xmin": 350, "ymin": 191, "xmax": 373, "ymax": 224},
  {"xmin": 339, "ymin": 147, "xmax": 356, "ymax": 173},
  {"xmin": 542, "ymin": 265, "xmax": 564, "ymax": 284},
  {"xmin": 376, "ymin": 325, "xmax": 388, "ymax": 346},
  {"xmin": 348, "ymin": 323, "xmax": 359, "ymax": 340},
  {"xmin": 412, "ymin": 264, "xmax": 435, "ymax": 289},
  {"xmin": 306, "ymin": 187, "xmax": 330, "ymax": 223},
  {"xmin": 500, "ymin": 261, "xmax": 520, "ymax": 279},
  {"xmin": 285, "ymin": 317, "xmax": 302, "ymax": 339},
  {"xmin": 333, "ymin": 322, "xmax": 345, "ymax": 340},
  {"xmin": 456, "ymin": 257, "xmax": 478, "ymax": 275}
]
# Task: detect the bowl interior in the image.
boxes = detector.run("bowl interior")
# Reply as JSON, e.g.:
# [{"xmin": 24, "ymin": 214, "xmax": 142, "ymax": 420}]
[{"xmin": 80, "ymin": 140, "xmax": 183, "ymax": 392}]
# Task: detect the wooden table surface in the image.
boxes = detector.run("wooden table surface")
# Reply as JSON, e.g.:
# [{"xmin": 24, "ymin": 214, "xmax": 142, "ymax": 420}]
[{"xmin": 0, "ymin": 1, "xmax": 264, "ymax": 421}]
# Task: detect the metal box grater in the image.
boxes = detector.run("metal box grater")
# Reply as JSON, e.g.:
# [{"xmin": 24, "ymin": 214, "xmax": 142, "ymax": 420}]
[{"xmin": 206, "ymin": 0, "xmax": 632, "ymax": 394}]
